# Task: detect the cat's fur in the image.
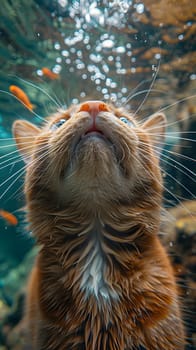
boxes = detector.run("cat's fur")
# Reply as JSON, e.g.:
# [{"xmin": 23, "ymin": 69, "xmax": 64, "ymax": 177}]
[{"xmin": 13, "ymin": 101, "xmax": 185, "ymax": 349}]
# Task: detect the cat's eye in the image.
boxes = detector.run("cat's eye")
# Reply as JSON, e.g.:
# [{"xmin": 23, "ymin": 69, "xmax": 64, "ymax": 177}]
[
  {"xmin": 119, "ymin": 117, "xmax": 134, "ymax": 127},
  {"xmin": 50, "ymin": 119, "xmax": 66, "ymax": 131}
]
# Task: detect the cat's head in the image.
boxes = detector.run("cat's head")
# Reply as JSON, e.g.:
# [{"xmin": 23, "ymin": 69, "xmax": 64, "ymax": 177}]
[{"xmin": 13, "ymin": 101, "xmax": 166, "ymax": 212}]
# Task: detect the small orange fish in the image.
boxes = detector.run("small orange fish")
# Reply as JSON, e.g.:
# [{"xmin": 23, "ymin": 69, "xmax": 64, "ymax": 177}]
[
  {"xmin": 41, "ymin": 67, "xmax": 59, "ymax": 80},
  {"xmin": 0, "ymin": 210, "xmax": 18, "ymax": 226},
  {"xmin": 9, "ymin": 85, "xmax": 35, "ymax": 111}
]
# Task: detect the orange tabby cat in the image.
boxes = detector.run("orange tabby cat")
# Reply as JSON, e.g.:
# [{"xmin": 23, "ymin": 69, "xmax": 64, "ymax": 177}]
[{"xmin": 13, "ymin": 101, "xmax": 185, "ymax": 349}]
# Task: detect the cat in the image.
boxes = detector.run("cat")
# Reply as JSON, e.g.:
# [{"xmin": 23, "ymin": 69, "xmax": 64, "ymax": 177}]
[{"xmin": 13, "ymin": 100, "xmax": 185, "ymax": 349}]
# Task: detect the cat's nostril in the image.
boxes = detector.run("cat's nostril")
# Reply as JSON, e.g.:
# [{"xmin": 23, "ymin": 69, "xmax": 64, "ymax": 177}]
[
  {"xmin": 79, "ymin": 101, "xmax": 109, "ymax": 118},
  {"xmin": 79, "ymin": 102, "xmax": 90, "ymax": 112},
  {"xmin": 98, "ymin": 102, "xmax": 109, "ymax": 112}
]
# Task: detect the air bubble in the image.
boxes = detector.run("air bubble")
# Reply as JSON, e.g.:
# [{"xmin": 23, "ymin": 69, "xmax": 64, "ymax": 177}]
[
  {"xmin": 121, "ymin": 87, "xmax": 128, "ymax": 93},
  {"xmin": 155, "ymin": 53, "xmax": 161, "ymax": 60},
  {"xmin": 77, "ymin": 50, "xmax": 82, "ymax": 57},
  {"xmin": 115, "ymin": 62, "xmax": 122, "ymax": 68},
  {"xmin": 95, "ymin": 79, "xmax": 101, "ymax": 85},
  {"xmin": 121, "ymin": 97, "xmax": 127, "ymax": 103},
  {"xmin": 135, "ymin": 3, "xmax": 144, "ymax": 14},
  {"xmin": 178, "ymin": 34, "xmax": 184, "ymax": 40},
  {"xmin": 90, "ymin": 54, "xmax": 102, "ymax": 63},
  {"xmin": 102, "ymin": 39, "xmax": 114, "ymax": 49},
  {"xmin": 58, "ymin": 0, "xmax": 67, "ymax": 7},
  {"xmin": 119, "ymin": 0, "xmax": 130, "ymax": 13},
  {"xmin": 115, "ymin": 46, "xmax": 126, "ymax": 54},
  {"xmin": 56, "ymin": 57, "xmax": 62, "ymax": 63},
  {"xmin": 95, "ymin": 45, "xmax": 102, "ymax": 52},
  {"xmin": 37, "ymin": 69, "xmax": 43, "ymax": 76},
  {"xmin": 54, "ymin": 42, "xmax": 61, "ymax": 50},
  {"xmin": 77, "ymin": 63, "xmax": 85, "ymax": 69},
  {"xmin": 110, "ymin": 94, "xmax": 117, "ymax": 102},
  {"xmin": 83, "ymin": 37, "xmax": 90, "ymax": 44},
  {"xmin": 53, "ymin": 65, "xmax": 62, "ymax": 73},
  {"xmin": 108, "ymin": 56, "xmax": 114, "ymax": 61},
  {"xmin": 106, "ymin": 78, "xmax": 112, "ymax": 86},
  {"xmin": 102, "ymin": 64, "xmax": 109, "ymax": 73},
  {"xmin": 116, "ymin": 68, "xmax": 126, "ymax": 74},
  {"xmin": 111, "ymin": 82, "xmax": 117, "ymax": 88},
  {"xmin": 190, "ymin": 74, "xmax": 196, "ymax": 80},
  {"xmin": 62, "ymin": 50, "xmax": 69, "ymax": 57},
  {"xmin": 72, "ymin": 98, "xmax": 79, "ymax": 104}
]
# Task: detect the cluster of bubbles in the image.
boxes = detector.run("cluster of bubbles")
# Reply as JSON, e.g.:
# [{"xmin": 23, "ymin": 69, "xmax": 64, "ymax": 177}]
[{"xmin": 36, "ymin": 1, "xmax": 149, "ymax": 107}]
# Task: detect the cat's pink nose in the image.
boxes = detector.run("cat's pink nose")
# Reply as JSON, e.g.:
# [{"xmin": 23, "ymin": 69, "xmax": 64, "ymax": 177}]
[{"xmin": 79, "ymin": 101, "xmax": 109, "ymax": 119}]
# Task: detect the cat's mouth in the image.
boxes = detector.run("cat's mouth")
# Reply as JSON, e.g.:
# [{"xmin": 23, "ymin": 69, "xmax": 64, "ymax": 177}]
[
  {"xmin": 80, "ymin": 124, "xmax": 109, "ymax": 142},
  {"xmin": 82, "ymin": 128, "xmax": 105, "ymax": 139}
]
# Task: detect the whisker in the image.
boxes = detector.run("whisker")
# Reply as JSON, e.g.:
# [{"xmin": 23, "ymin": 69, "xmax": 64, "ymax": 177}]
[
  {"xmin": 124, "ymin": 88, "xmax": 168, "ymax": 105},
  {"xmin": 0, "ymin": 166, "xmax": 26, "ymax": 199},
  {"xmin": 0, "ymin": 145, "xmax": 51, "ymax": 200},
  {"xmin": 160, "ymin": 154, "xmax": 195, "ymax": 183},
  {"xmin": 163, "ymin": 149, "xmax": 195, "ymax": 162},
  {"xmin": 0, "ymin": 156, "xmax": 23, "ymax": 170},
  {"xmin": 166, "ymin": 131, "xmax": 196, "ymax": 134},
  {"xmin": 140, "ymin": 94, "xmax": 196, "ymax": 125},
  {"xmin": 0, "ymin": 149, "xmax": 20, "ymax": 160},
  {"xmin": 123, "ymin": 78, "xmax": 152, "ymax": 106},
  {"xmin": 138, "ymin": 140, "xmax": 195, "ymax": 177},
  {"xmin": 151, "ymin": 135, "xmax": 196, "ymax": 143},
  {"xmin": 0, "ymin": 140, "xmax": 48, "ymax": 160},
  {"xmin": 132, "ymin": 58, "xmax": 161, "ymax": 117},
  {"xmin": 140, "ymin": 146, "xmax": 195, "ymax": 201}
]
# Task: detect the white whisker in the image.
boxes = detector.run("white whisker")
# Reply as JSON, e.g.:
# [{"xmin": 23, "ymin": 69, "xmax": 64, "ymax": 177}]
[{"xmin": 132, "ymin": 59, "xmax": 161, "ymax": 117}]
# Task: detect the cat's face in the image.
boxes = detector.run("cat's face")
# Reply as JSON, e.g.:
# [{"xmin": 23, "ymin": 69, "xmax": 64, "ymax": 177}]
[{"xmin": 13, "ymin": 101, "xmax": 166, "ymax": 211}]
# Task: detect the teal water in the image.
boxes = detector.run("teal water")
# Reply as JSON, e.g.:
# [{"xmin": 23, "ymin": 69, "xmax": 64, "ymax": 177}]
[{"xmin": 0, "ymin": 1, "xmax": 195, "ymax": 348}]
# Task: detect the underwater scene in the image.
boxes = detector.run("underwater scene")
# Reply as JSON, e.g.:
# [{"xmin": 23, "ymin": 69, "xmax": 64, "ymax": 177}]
[{"xmin": 0, "ymin": 0, "xmax": 195, "ymax": 349}]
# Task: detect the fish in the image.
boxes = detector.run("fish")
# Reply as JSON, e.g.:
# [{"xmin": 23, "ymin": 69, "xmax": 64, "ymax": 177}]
[
  {"xmin": 9, "ymin": 85, "xmax": 35, "ymax": 111},
  {"xmin": 41, "ymin": 67, "xmax": 59, "ymax": 80},
  {"xmin": 0, "ymin": 209, "xmax": 18, "ymax": 226}
]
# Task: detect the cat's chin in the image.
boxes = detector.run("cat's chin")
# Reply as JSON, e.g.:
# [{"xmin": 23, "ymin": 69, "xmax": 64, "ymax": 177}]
[
  {"xmin": 74, "ymin": 130, "xmax": 113, "ymax": 155},
  {"xmin": 81, "ymin": 130, "xmax": 106, "ymax": 139}
]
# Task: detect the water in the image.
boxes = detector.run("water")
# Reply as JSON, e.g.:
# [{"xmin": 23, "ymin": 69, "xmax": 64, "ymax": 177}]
[{"xmin": 0, "ymin": 0, "xmax": 195, "ymax": 348}]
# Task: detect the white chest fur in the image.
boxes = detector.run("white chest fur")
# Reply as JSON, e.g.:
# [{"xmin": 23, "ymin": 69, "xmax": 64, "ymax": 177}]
[{"xmin": 80, "ymin": 232, "xmax": 119, "ymax": 301}]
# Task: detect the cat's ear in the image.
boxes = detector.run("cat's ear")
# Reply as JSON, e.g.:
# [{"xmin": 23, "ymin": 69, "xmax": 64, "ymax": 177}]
[
  {"xmin": 143, "ymin": 113, "xmax": 166, "ymax": 150},
  {"xmin": 12, "ymin": 120, "xmax": 40, "ymax": 164}
]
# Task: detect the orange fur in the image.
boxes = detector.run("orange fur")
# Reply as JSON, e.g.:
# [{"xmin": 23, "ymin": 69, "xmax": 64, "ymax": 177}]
[{"xmin": 13, "ymin": 101, "xmax": 185, "ymax": 349}]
